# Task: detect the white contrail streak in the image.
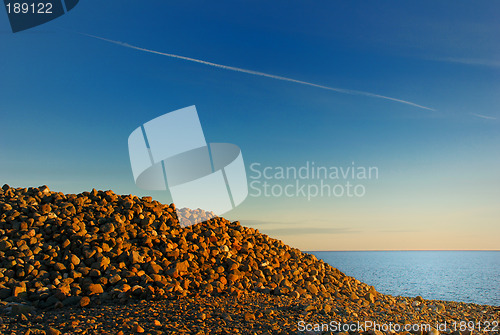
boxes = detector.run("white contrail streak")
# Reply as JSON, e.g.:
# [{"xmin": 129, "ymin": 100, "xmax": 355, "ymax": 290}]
[
  {"xmin": 470, "ymin": 113, "xmax": 497, "ymax": 120},
  {"xmin": 81, "ymin": 33, "xmax": 436, "ymax": 111}
]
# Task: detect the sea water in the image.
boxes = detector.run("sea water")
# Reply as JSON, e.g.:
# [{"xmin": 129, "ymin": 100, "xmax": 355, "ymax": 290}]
[{"xmin": 310, "ymin": 251, "xmax": 500, "ymax": 306}]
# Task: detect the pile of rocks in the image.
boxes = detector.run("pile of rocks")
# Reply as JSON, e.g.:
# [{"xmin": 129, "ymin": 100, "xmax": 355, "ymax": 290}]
[{"xmin": 0, "ymin": 185, "xmax": 377, "ymax": 310}]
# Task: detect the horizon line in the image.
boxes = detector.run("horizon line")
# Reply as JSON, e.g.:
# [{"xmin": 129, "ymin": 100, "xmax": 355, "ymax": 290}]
[{"xmin": 307, "ymin": 249, "xmax": 500, "ymax": 252}]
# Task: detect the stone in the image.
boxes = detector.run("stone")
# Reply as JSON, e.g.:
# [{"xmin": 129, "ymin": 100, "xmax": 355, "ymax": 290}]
[
  {"xmin": 365, "ymin": 292, "xmax": 376, "ymax": 303},
  {"xmin": 79, "ymin": 296, "xmax": 90, "ymax": 308},
  {"xmin": 61, "ymin": 239, "xmax": 70, "ymax": 248},
  {"xmin": 87, "ymin": 284, "xmax": 103, "ymax": 295},
  {"xmin": 71, "ymin": 254, "xmax": 80, "ymax": 266},
  {"xmin": 244, "ymin": 312, "xmax": 255, "ymax": 321},
  {"xmin": 166, "ymin": 261, "xmax": 189, "ymax": 276},
  {"xmin": 100, "ymin": 223, "xmax": 115, "ymax": 234},
  {"xmin": 94, "ymin": 256, "xmax": 110, "ymax": 269},
  {"xmin": 130, "ymin": 251, "xmax": 144, "ymax": 264},
  {"xmin": 133, "ymin": 324, "xmax": 144, "ymax": 333},
  {"xmin": 54, "ymin": 263, "xmax": 66, "ymax": 271},
  {"xmin": 304, "ymin": 304, "xmax": 316, "ymax": 312},
  {"xmin": 0, "ymin": 240, "xmax": 12, "ymax": 251},
  {"xmin": 109, "ymin": 274, "xmax": 121, "ymax": 285},
  {"xmin": 17, "ymin": 312, "xmax": 28, "ymax": 322},
  {"xmin": 304, "ymin": 283, "xmax": 317, "ymax": 295},
  {"xmin": 47, "ymin": 327, "xmax": 61, "ymax": 335},
  {"xmin": 323, "ymin": 304, "xmax": 332, "ymax": 314},
  {"xmin": 12, "ymin": 285, "xmax": 27, "ymax": 298},
  {"xmin": 147, "ymin": 263, "xmax": 163, "ymax": 274}
]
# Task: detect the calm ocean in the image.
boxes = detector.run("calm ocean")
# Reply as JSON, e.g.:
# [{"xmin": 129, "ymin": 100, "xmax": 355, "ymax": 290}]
[{"xmin": 310, "ymin": 251, "xmax": 500, "ymax": 306}]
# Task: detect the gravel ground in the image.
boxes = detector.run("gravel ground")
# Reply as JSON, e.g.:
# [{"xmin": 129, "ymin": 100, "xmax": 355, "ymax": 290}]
[{"xmin": 0, "ymin": 292, "xmax": 498, "ymax": 334}]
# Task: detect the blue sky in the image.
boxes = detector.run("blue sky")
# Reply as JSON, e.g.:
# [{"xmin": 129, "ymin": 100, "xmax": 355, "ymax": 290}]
[{"xmin": 1, "ymin": 1, "xmax": 498, "ymax": 250}]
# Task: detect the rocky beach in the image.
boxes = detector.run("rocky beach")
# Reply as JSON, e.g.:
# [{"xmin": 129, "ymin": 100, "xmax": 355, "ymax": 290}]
[{"xmin": 0, "ymin": 185, "xmax": 498, "ymax": 334}]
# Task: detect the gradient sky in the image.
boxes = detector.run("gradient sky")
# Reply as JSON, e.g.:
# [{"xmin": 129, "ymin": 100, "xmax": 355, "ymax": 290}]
[{"xmin": 1, "ymin": 1, "xmax": 499, "ymax": 250}]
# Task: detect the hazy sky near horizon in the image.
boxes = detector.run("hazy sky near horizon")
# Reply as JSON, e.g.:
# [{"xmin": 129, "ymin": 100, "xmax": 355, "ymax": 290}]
[{"xmin": 1, "ymin": 1, "xmax": 499, "ymax": 250}]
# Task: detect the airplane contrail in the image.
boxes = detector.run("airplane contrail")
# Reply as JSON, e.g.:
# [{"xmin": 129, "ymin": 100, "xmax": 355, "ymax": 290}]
[
  {"xmin": 470, "ymin": 113, "xmax": 497, "ymax": 120},
  {"xmin": 81, "ymin": 33, "xmax": 436, "ymax": 111}
]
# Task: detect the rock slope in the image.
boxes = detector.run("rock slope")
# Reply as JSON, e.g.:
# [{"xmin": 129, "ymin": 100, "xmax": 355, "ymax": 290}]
[{"xmin": 0, "ymin": 185, "xmax": 375, "ymax": 308}]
